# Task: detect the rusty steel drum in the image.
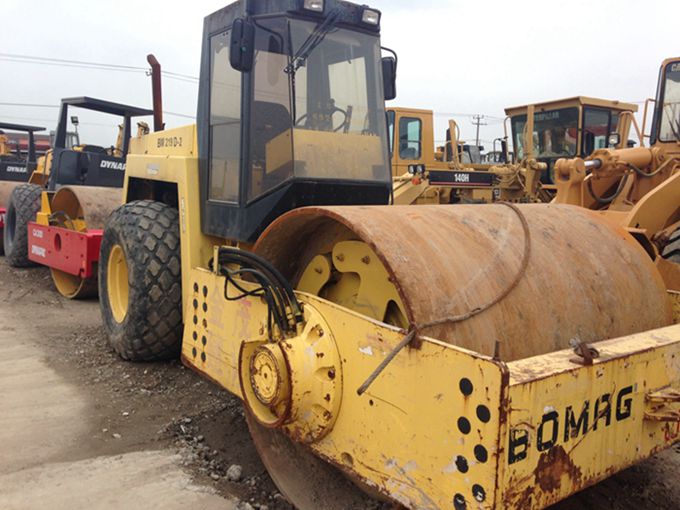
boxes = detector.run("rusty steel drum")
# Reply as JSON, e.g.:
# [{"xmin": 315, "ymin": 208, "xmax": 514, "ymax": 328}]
[
  {"xmin": 255, "ymin": 203, "xmax": 673, "ymax": 362},
  {"xmin": 49, "ymin": 185, "xmax": 121, "ymax": 298},
  {"xmin": 0, "ymin": 180, "xmax": 20, "ymax": 208},
  {"xmin": 50, "ymin": 185, "xmax": 121, "ymax": 230}
]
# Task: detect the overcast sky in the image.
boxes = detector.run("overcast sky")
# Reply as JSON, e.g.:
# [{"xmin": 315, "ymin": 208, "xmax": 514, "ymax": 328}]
[{"xmin": 1, "ymin": 0, "xmax": 678, "ymax": 148}]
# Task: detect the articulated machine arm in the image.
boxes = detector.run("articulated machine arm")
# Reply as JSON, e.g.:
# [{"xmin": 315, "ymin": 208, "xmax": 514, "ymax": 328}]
[{"xmin": 554, "ymin": 145, "xmax": 678, "ymax": 210}]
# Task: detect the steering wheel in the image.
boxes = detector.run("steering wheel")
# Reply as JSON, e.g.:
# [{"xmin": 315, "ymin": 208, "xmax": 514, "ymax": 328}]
[{"xmin": 295, "ymin": 106, "xmax": 348, "ymax": 132}]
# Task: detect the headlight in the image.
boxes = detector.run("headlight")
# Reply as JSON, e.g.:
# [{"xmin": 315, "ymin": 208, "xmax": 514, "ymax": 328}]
[
  {"xmin": 408, "ymin": 164, "xmax": 425, "ymax": 176},
  {"xmin": 361, "ymin": 8, "xmax": 381, "ymax": 26},
  {"xmin": 302, "ymin": 0, "xmax": 324, "ymax": 12},
  {"xmin": 607, "ymin": 133, "xmax": 621, "ymax": 147}
]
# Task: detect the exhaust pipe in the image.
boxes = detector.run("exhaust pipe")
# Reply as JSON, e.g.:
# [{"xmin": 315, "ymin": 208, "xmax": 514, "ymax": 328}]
[{"xmin": 147, "ymin": 54, "xmax": 165, "ymax": 132}]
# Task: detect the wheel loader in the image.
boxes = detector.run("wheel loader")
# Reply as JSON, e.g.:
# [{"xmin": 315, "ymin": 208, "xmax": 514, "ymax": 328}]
[
  {"xmin": 554, "ymin": 58, "xmax": 680, "ymax": 310},
  {"xmin": 0, "ymin": 122, "xmax": 45, "ymax": 254},
  {"xmin": 98, "ymin": 1, "xmax": 680, "ymax": 508},
  {"xmin": 390, "ymin": 97, "xmax": 636, "ymax": 206},
  {"xmin": 3, "ymin": 97, "xmax": 153, "ymax": 298}
]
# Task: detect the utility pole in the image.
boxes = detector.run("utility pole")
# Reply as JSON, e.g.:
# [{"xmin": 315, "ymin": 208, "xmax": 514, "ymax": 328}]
[{"xmin": 471, "ymin": 114, "xmax": 487, "ymax": 147}]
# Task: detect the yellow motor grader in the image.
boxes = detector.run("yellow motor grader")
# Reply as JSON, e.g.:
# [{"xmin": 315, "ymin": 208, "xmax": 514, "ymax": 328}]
[
  {"xmin": 389, "ymin": 97, "xmax": 636, "ymax": 206},
  {"xmin": 98, "ymin": 1, "xmax": 680, "ymax": 508}
]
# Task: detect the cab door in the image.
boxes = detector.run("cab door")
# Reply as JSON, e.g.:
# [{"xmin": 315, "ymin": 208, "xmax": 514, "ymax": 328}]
[{"xmin": 388, "ymin": 109, "xmax": 429, "ymax": 176}]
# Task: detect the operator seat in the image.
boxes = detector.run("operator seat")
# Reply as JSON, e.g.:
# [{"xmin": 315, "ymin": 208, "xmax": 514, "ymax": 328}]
[
  {"xmin": 251, "ymin": 101, "xmax": 291, "ymax": 161},
  {"xmin": 250, "ymin": 101, "xmax": 293, "ymax": 194}
]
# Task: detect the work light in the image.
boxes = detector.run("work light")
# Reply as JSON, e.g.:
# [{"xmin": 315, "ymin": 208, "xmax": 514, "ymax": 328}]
[
  {"xmin": 361, "ymin": 8, "xmax": 380, "ymax": 25},
  {"xmin": 303, "ymin": 0, "xmax": 324, "ymax": 12}
]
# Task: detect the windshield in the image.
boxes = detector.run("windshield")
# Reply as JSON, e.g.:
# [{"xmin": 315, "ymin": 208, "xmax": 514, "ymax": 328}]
[
  {"xmin": 511, "ymin": 107, "xmax": 579, "ymax": 160},
  {"xmin": 250, "ymin": 17, "xmax": 389, "ymax": 200},
  {"xmin": 582, "ymin": 107, "xmax": 620, "ymax": 153},
  {"xmin": 659, "ymin": 61, "xmax": 680, "ymax": 142}
]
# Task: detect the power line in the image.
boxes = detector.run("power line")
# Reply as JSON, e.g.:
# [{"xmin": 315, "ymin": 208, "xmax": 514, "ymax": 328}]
[
  {"xmin": 163, "ymin": 70, "xmax": 199, "ymax": 81},
  {"xmin": 0, "ymin": 52, "xmax": 199, "ymax": 82},
  {"xmin": 165, "ymin": 111, "xmax": 195, "ymax": 119},
  {"xmin": 0, "ymin": 102, "xmax": 58, "ymax": 108},
  {"xmin": 0, "ymin": 52, "xmax": 147, "ymax": 71},
  {"xmin": 0, "ymin": 56, "xmax": 146, "ymax": 74}
]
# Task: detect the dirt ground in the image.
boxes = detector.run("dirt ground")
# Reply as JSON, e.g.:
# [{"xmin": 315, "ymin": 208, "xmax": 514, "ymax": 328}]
[{"xmin": 1, "ymin": 263, "xmax": 679, "ymax": 510}]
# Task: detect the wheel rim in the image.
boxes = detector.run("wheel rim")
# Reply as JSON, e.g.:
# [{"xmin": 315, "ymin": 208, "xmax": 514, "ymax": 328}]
[
  {"xmin": 107, "ymin": 244, "xmax": 129, "ymax": 323},
  {"xmin": 51, "ymin": 268, "xmax": 97, "ymax": 299}
]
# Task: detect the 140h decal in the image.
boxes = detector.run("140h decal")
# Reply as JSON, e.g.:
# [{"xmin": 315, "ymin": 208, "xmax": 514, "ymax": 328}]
[{"xmin": 508, "ymin": 385, "xmax": 634, "ymax": 464}]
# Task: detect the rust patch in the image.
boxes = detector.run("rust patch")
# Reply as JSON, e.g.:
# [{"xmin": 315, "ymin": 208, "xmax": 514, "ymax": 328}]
[
  {"xmin": 505, "ymin": 485, "xmax": 535, "ymax": 509},
  {"xmin": 534, "ymin": 445, "xmax": 582, "ymax": 493}
]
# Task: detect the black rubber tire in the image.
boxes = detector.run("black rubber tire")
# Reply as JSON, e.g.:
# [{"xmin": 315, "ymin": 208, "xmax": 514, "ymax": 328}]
[
  {"xmin": 4, "ymin": 183, "xmax": 42, "ymax": 267},
  {"xmin": 99, "ymin": 200, "xmax": 183, "ymax": 361},
  {"xmin": 662, "ymin": 227, "xmax": 680, "ymax": 264}
]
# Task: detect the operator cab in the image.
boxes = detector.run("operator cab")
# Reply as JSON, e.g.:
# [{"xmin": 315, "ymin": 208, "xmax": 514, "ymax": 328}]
[
  {"xmin": 0, "ymin": 123, "xmax": 46, "ymax": 182},
  {"xmin": 198, "ymin": 0, "xmax": 397, "ymax": 241},
  {"xmin": 507, "ymin": 97, "xmax": 637, "ymax": 184},
  {"xmin": 49, "ymin": 97, "xmax": 152, "ymax": 191},
  {"xmin": 651, "ymin": 58, "xmax": 680, "ymax": 144}
]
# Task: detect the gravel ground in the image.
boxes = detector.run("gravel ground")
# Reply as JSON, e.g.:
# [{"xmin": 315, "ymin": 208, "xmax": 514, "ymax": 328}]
[{"xmin": 1, "ymin": 262, "xmax": 679, "ymax": 509}]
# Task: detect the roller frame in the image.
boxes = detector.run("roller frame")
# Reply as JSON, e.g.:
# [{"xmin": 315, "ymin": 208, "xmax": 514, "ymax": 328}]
[
  {"xmin": 27, "ymin": 185, "xmax": 120, "ymax": 297},
  {"xmin": 27, "ymin": 221, "xmax": 102, "ymax": 278},
  {"xmin": 181, "ymin": 265, "xmax": 680, "ymax": 510}
]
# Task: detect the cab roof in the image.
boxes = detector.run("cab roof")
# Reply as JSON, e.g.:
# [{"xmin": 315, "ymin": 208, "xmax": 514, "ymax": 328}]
[
  {"xmin": 0, "ymin": 122, "xmax": 46, "ymax": 132},
  {"xmin": 505, "ymin": 96, "xmax": 638, "ymax": 116},
  {"xmin": 60, "ymin": 97, "xmax": 153, "ymax": 117}
]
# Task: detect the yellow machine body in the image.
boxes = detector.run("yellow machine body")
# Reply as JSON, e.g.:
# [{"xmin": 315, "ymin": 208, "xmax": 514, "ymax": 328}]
[
  {"xmin": 504, "ymin": 95, "xmax": 637, "ymax": 159},
  {"xmin": 390, "ymin": 97, "xmax": 637, "ymax": 206},
  {"xmin": 121, "ymin": 122, "xmax": 680, "ymax": 508},
  {"xmin": 554, "ymin": 57, "xmax": 680, "ymax": 292},
  {"xmin": 102, "ymin": 21, "xmax": 680, "ymax": 507}
]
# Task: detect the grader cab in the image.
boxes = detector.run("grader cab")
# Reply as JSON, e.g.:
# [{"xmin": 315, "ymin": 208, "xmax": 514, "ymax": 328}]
[
  {"xmin": 388, "ymin": 98, "xmax": 636, "ymax": 205},
  {"xmin": 388, "ymin": 107, "xmax": 501, "ymax": 205},
  {"xmin": 98, "ymin": 1, "xmax": 680, "ymax": 508},
  {"xmin": 506, "ymin": 96, "xmax": 637, "ymax": 184}
]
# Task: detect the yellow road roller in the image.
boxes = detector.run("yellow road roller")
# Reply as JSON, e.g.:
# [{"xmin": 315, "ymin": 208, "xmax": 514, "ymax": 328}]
[{"xmin": 98, "ymin": 2, "xmax": 680, "ymax": 508}]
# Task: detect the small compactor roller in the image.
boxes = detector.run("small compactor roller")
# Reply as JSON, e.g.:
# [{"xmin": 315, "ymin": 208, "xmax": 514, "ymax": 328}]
[
  {"xmin": 98, "ymin": 2, "xmax": 680, "ymax": 508},
  {"xmin": 0, "ymin": 122, "xmax": 45, "ymax": 254},
  {"xmin": 4, "ymin": 97, "xmax": 152, "ymax": 298}
]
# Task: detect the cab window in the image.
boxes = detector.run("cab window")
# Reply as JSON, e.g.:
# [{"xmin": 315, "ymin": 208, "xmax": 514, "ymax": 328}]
[
  {"xmin": 209, "ymin": 29, "xmax": 241, "ymax": 203},
  {"xmin": 582, "ymin": 108, "xmax": 612, "ymax": 154},
  {"xmin": 659, "ymin": 62, "xmax": 680, "ymax": 142},
  {"xmin": 398, "ymin": 117, "xmax": 421, "ymax": 160}
]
